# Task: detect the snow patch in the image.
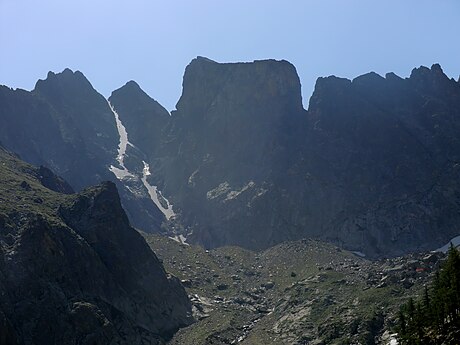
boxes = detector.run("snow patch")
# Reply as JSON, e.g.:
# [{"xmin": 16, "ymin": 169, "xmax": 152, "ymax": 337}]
[
  {"xmin": 225, "ymin": 181, "xmax": 255, "ymax": 201},
  {"xmin": 108, "ymin": 99, "xmax": 176, "ymax": 220},
  {"xmin": 206, "ymin": 181, "xmax": 256, "ymax": 201},
  {"xmin": 435, "ymin": 235, "xmax": 460, "ymax": 253},
  {"xmin": 108, "ymin": 100, "xmax": 134, "ymax": 180},
  {"xmin": 169, "ymin": 234, "xmax": 188, "ymax": 245},
  {"xmin": 110, "ymin": 165, "xmax": 133, "ymax": 180},
  {"xmin": 207, "ymin": 182, "xmax": 230, "ymax": 200},
  {"xmin": 389, "ymin": 333, "xmax": 399, "ymax": 345},
  {"xmin": 141, "ymin": 161, "xmax": 175, "ymax": 220}
]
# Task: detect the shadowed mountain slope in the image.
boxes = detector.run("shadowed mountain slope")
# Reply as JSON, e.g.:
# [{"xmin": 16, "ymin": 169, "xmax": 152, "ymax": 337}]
[
  {"xmin": 0, "ymin": 70, "xmax": 166, "ymax": 233},
  {"xmin": 0, "ymin": 147, "xmax": 192, "ymax": 344}
]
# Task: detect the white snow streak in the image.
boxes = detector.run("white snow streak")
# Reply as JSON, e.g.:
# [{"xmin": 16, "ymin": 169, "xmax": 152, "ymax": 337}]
[
  {"xmin": 108, "ymin": 100, "xmax": 175, "ymax": 220},
  {"xmin": 141, "ymin": 161, "xmax": 175, "ymax": 220},
  {"xmin": 108, "ymin": 100, "xmax": 134, "ymax": 180},
  {"xmin": 389, "ymin": 333, "xmax": 399, "ymax": 345},
  {"xmin": 436, "ymin": 235, "xmax": 460, "ymax": 253}
]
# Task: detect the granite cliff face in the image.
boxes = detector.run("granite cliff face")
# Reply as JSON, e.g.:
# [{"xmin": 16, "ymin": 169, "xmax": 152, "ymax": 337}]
[
  {"xmin": 0, "ymin": 147, "xmax": 192, "ymax": 344},
  {"xmin": 109, "ymin": 58, "xmax": 460, "ymax": 257}
]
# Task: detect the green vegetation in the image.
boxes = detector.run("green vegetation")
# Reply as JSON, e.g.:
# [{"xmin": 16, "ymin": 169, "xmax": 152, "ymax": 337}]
[
  {"xmin": 0, "ymin": 148, "xmax": 68, "ymax": 224},
  {"xmin": 398, "ymin": 246, "xmax": 460, "ymax": 344}
]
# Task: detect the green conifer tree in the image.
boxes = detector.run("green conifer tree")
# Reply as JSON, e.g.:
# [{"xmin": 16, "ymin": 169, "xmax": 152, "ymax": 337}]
[{"xmin": 398, "ymin": 246, "xmax": 460, "ymax": 344}]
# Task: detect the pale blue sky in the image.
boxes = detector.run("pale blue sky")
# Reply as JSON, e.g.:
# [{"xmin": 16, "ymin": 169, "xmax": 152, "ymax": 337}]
[{"xmin": 1, "ymin": 0, "xmax": 459, "ymax": 110}]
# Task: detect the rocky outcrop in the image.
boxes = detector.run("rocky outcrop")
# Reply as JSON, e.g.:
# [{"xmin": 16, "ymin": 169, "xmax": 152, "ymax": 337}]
[
  {"xmin": 0, "ymin": 148, "xmax": 193, "ymax": 344},
  {"xmin": 34, "ymin": 166, "xmax": 74, "ymax": 194}
]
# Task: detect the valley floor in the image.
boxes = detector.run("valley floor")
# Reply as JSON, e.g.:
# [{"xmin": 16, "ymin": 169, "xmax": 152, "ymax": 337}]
[{"xmin": 143, "ymin": 234, "xmax": 442, "ymax": 345}]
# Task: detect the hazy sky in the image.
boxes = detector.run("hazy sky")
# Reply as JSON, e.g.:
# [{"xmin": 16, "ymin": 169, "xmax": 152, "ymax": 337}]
[{"xmin": 1, "ymin": 0, "xmax": 459, "ymax": 110}]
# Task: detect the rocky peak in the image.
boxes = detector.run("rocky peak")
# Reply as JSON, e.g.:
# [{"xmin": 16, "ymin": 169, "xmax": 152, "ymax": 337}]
[
  {"xmin": 35, "ymin": 68, "xmax": 95, "ymax": 98},
  {"xmin": 119, "ymin": 80, "xmax": 142, "ymax": 92},
  {"xmin": 308, "ymin": 76, "xmax": 352, "ymax": 105},
  {"xmin": 176, "ymin": 56, "xmax": 303, "ymax": 117},
  {"xmin": 408, "ymin": 63, "xmax": 456, "ymax": 95},
  {"xmin": 385, "ymin": 71, "xmax": 404, "ymax": 82},
  {"xmin": 31, "ymin": 68, "xmax": 118, "ymax": 189},
  {"xmin": 110, "ymin": 80, "xmax": 170, "ymax": 119},
  {"xmin": 352, "ymin": 71, "xmax": 385, "ymax": 87},
  {"xmin": 1, "ymin": 68, "xmax": 169, "ymax": 237},
  {"xmin": 307, "ymin": 76, "xmax": 352, "ymax": 119},
  {"xmin": 109, "ymin": 80, "xmax": 170, "ymax": 158},
  {"xmin": 430, "ymin": 63, "xmax": 444, "ymax": 74}
]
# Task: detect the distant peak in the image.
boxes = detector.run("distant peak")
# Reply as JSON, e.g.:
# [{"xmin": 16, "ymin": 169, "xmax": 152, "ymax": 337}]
[
  {"xmin": 46, "ymin": 68, "xmax": 85, "ymax": 80},
  {"xmin": 45, "ymin": 68, "xmax": 75, "ymax": 79},
  {"xmin": 46, "ymin": 71, "xmax": 56, "ymax": 79},
  {"xmin": 62, "ymin": 67, "xmax": 74, "ymax": 75},
  {"xmin": 410, "ymin": 64, "xmax": 447, "ymax": 79},
  {"xmin": 385, "ymin": 72, "xmax": 403, "ymax": 81},
  {"xmin": 195, "ymin": 56, "xmax": 217, "ymax": 63},
  {"xmin": 34, "ymin": 68, "xmax": 93, "ymax": 93},
  {"xmin": 352, "ymin": 71, "xmax": 385, "ymax": 85},
  {"xmin": 175, "ymin": 56, "xmax": 304, "ymax": 116},
  {"xmin": 187, "ymin": 56, "xmax": 295, "ymax": 70},
  {"xmin": 111, "ymin": 80, "xmax": 146, "ymax": 98},
  {"xmin": 431, "ymin": 63, "xmax": 443, "ymax": 74},
  {"xmin": 314, "ymin": 75, "xmax": 351, "ymax": 88},
  {"xmin": 125, "ymin": 80, "xmax": 140, "ymax": 88},
  {"xmin": 410, "ymin": 65, "xmax": 430, "ymax": 78},
  {"xmin": 109, "ymin": 80, "xmax": 170, "ymax": 117},
  {"xmin": 185, "ymin": 57, "xmax": 217, "ymax": 70}
]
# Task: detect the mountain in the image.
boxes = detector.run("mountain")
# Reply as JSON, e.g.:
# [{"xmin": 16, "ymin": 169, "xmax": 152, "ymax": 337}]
[
  {"xmin": 0, "ymin": 146, "xmax": 192, "ymax": 344},
  {"xmin": 303, "ymin": 64, "xmax": 460, "ymax": 257},
  {"xmin": 109, "ymin": 58, "xmax": 460, "ymax": 257},
  {"xmin": 2, "ymin": 60, "xmax": 460, "ymax": 258},
  {"xmin": 110, "ymin": 57, "xmax": 309, "ymax": 249},
  {"xmin": 109, "ymin": 80, "xmax": 170, "ymax": 162},
  {"xmin": 0, "ymin": 69, "xmax": 118, "ymax": 189},
  {"xmin": 0, "ymin": 69, "xmax": 165, "ymax": 233}
]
